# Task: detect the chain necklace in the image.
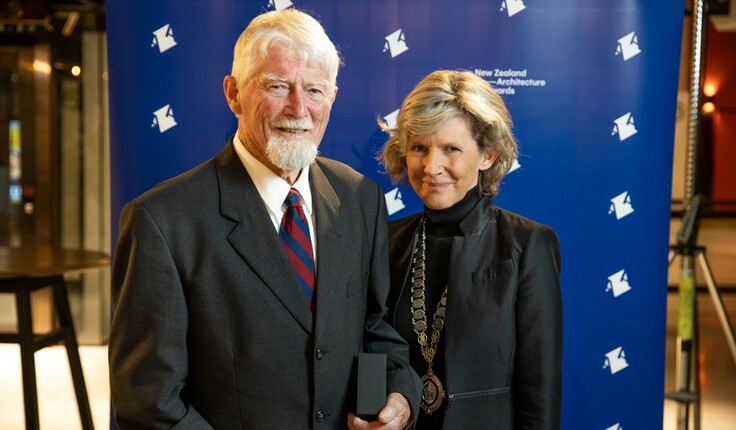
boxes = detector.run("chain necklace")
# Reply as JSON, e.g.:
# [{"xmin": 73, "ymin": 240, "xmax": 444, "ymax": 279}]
[{"xmin": 410, "ymin": 219, "xmax": 448, "ymax": 414}]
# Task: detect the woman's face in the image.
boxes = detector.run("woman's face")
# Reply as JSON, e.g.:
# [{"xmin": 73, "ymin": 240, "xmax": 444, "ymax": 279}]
[{"xmin": 405, "ymin": 116, "xmax": 497, "ymax": 210}]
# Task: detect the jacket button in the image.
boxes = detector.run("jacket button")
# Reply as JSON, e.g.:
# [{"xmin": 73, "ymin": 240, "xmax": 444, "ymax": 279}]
[
  {"xmin": 315, "ymin": 349, "xmax": 325, "ymax": 360},
  {"xmin": 315, "ymin": 410, "xmax": 325, "ymax": 423}
]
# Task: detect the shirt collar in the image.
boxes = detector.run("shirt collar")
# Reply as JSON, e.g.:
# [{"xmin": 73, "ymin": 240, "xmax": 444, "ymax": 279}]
[{"xmin": 232, "ymin": 132, "xmax": 313, "ymax": 217}]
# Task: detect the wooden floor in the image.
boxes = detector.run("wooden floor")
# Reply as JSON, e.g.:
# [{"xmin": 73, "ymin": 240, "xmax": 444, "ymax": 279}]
[{"xmin": 0, "ymin": 219, "xmax": 734, "ymax": 429}]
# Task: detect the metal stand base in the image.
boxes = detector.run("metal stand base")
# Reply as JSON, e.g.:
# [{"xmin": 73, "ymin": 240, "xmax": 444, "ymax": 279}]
[{"xmin": 665, "ymin": 245, "xmax": 736, "ymax": 430}]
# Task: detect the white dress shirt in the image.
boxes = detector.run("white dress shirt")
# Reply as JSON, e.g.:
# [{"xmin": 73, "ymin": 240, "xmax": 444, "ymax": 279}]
[{"xmin": 232, "ymin": 133, "xmax": 318, "ymax": 266}]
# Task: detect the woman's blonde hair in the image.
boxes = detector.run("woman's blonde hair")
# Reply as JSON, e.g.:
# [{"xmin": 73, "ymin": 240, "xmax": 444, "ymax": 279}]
[{"xmin": 379, "ymin": 70, "xmax": 518, "ymax": 197}]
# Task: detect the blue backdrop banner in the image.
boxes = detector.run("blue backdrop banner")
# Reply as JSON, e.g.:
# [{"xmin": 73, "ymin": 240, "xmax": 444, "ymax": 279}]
[{"xmin": 107, "ymin": 1, "xmax": 682, "ymax": 428}]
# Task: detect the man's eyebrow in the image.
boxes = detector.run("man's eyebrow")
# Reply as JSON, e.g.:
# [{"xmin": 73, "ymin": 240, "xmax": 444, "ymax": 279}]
[
  {"xmin": 260, "ymin": 73, "xmax": 330, "ymax": 87},
  {"xmin": 260, "ymin": 73, "xmax": 287, "ymax": 82}
]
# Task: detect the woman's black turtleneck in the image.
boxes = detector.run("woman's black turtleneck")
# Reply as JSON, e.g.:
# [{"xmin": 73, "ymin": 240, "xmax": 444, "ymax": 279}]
[{"xmin": 394, "ymin": 188, "xmax": 482, "ymax": 428}]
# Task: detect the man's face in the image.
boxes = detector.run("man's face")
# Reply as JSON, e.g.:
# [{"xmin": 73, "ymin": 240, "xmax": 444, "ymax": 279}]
[{"xmin": 224, "ymin": 47, "xmax": 337, "ymax": 177}]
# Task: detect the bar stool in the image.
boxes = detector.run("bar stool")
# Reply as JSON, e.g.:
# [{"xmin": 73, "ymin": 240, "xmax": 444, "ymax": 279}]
[{"xmin": 0, "ymin": 275, "xmax": 94, "ymax": 430}]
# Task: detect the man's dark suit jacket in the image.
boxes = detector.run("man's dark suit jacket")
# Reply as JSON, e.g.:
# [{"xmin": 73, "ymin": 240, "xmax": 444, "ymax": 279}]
[
  {"xmin": 109, "ymin": 141, "xmax": 421, "ymax": 429},
  {"xmin": 387, "ymin": 197, "xmax": 562, "ymax": 430}
]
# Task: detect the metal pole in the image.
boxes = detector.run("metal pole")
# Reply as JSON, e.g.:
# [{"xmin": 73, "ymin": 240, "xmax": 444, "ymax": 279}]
[
  {"xmin": 676, "ymin": 258, "xmax": 696, "ymax": 430},
  {"xmin": 675, "ymin": 2, "xmax": 706, "ymax": 428},
  {"xmin": 684, "ymin": 0, "xmax": 706, "ymax": 202},
  {"xmin": 697, "ymin": 251, "xmax": 736, "ymax": 364}
]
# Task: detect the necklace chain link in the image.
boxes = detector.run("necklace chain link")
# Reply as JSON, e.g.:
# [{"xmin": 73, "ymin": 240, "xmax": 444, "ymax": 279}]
[{"xmin": 410, "ymin": 218, "xmax": 448, "ymax": 414}]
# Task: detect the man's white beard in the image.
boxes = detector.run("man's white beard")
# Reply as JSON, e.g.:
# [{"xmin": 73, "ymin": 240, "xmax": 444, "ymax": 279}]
[
  {"xmin": 266, "ymin": 120, "xmax": 319, "ymax": 171},
  {"xmin": 266, "ymin": 135, "xmax": 318, "ymax": 172}
]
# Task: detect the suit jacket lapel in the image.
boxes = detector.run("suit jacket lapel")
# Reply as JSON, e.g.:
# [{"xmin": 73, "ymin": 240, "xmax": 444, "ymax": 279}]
[
  {"xmin": 445, "ymin": 198, "xmax": 496, "ymax": 375},
  {"xmin": 216, "ymin": 141, "xmax": 313, "ymax": 334},
  {"xmin": 309, "ymin": 160, "xmax": 347, "ymax": 335}
]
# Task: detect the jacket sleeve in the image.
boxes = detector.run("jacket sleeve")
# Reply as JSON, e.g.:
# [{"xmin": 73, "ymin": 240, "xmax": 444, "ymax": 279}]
[
  {"xmin": 514, "ymin": 226, "xmax": 563, "ymax": 430},
  {"xmin": 362, "ymin": 183, "xmax": 423, "ymax": 420},
  {"xmin": 109, "ymin": 201, "xmax": 214, "ymax": 430}
]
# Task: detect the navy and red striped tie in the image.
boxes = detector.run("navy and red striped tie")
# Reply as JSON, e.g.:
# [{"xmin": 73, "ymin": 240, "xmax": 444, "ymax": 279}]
[{"xmin": 279, "ymin": 188, "xmax": 316, "ymax": 310}]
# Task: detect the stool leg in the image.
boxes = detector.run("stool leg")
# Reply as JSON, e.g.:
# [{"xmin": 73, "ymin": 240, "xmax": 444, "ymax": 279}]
[
  {"xmin": 52, "ymin": 277, "xmax": 95, "ymax": 430},
  {"xmin": 16, "ymin": 286, "xmax": 40, "ymax": 430}
]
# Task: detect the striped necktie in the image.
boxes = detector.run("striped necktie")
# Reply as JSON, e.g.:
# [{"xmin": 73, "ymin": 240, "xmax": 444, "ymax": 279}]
[{"xmin": 279, "ymin": 188, "xmax": 316, "ymax": 310}]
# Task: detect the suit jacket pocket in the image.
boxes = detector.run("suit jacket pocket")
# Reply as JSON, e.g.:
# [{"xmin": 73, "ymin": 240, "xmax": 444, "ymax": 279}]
[
  {"xmin": 346, "ymin": 272, "xmax": 369, "ymax": 297},
  {"xmin": 469, "ymin": 259, "xmax": 516, "ymax": 311},
  {"xmin": 444, "ymin": 386, "xmax": 513, "ymax": 429},
  {"xmin": 471, "ymin": 259, "xmax": 515, "ymax": 284},
  {"xmin": 447, "ymin": 386, "xmax": 512, "ymax": 405}
]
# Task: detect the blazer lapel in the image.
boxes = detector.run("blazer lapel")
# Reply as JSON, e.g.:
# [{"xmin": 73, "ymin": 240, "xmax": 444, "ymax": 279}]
[
  {"xmin": 309, "ymin": 161, "xmax": 347, "ymax": 334},
  {"xmin": 444, "ymin": 198, "xmax": 496, "ymax": 380},
  {"xmin": 216, "ymin": 141, "xmax": 313, "ymax": 334}
]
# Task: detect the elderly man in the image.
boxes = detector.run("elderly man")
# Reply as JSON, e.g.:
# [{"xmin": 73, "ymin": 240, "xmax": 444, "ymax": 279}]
[{"xmin": 109, "ymin": 8, "xmax": 420, "ymax": 430}]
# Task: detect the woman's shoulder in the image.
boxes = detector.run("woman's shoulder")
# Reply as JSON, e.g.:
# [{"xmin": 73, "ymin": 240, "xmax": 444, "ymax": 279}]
[
  {"xmin": 388, "ymin": 212, "xmax": 422, "ymax": 237},
  {"xmin": 490, "ymin": 206, "xmax": 558, "ymax": 250},
  {"xmin": 493, "ymin": 206, "xmax": 553, "ymax": 233}
]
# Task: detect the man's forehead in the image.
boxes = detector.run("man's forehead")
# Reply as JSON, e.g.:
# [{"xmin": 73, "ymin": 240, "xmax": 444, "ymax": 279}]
[{"xmin": 256, "ymin": 51, "xmax": 330, "ymax": 80}]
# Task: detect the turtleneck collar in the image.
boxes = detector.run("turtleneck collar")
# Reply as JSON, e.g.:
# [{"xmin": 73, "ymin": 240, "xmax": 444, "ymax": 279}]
[{"xmin": 424, "ymin": 188, "xmax": 483, "ymax": 237}]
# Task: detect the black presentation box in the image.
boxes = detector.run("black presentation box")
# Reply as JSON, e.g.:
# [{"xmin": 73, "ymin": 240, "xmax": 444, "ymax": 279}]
[{"xmin": 356, "ymin": 352, "xmax": 387, "ymax": 420}]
